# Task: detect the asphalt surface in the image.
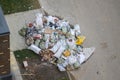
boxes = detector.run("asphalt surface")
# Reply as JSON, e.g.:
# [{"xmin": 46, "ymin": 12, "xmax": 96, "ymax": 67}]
[{"xmin": 39, "ymin": 0, "xmax": 120, "ymax": 80}]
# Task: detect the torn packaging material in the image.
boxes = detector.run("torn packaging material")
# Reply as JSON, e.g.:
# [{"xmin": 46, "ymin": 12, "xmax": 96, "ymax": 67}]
[
  {"xmin": 74, "ymin": 24, "xmax": 81, "ymax": 36},
  {"xmin": 27, "ymin": 24, "xmax": 38, "ymax": 34},
  {"xmin": 63, "ymin": 50, "xmax": 71, "ymax": 57},
  {"xmin": 69, "ymin": 24, "xmax": 81, "ymax": 37},
  {"xmin": 83, "ymin": 47, "xmax": 95, "ymax": 60},
  {"xmin": 57, "ymin": 64, "xmax": 66, "ymax": 71},
  {"xmin": 18, "ymin": 27, "xmax": 26, "ymax": 37},
  {"xmin": 77, "ymin": 47, "xmax": 95, "ymax": 64},
  {"xmin": 28, "ymin": 44, "xmax": 41, "ymax": 54},
  {"xmin": 73, "ymin": 61, "xmax": 80, "ymax": 69},
  {"xmin": 35, "ymin": 13, "xmax": 43, "ymax": 28},
  {"xmin": 23, "ymin": 61, "xmax": 28, "ymax": 68},
  {"xmin": 33, "ymin": 34, "xmax": 42, "ymax": 39},
  {"xmin": 75, "ymin": 36, "xmax": 86, "ymax": 45},
  {"xmin": 68, "ymin": 55, "xmax": 77, "ymax": 65},
  {"xmin": 54, "ymin": 46, "xmax": 65, "ymax": 58},
  {"xmin": 46, "ymin": 16, "xmax": 59, "ymax": 24},
  {"xmin": 66, "ymin": 38, "xmax": 76, "ymax": 49},
  {"xmin": 44, "ymin": 28, "xmax": 53, "ymax": 34},
  {"xmin": 60, "ymin": 21, "xmax": 70, "ymax": 33},
  {"xmin": 45, "ymin": 38, "xmax": 49, "ymax": 49},
  {"xmin": 77, "ymin": 53, "xmax": 85, "ymax": 64},
  {"xmin": 70, "ymin": 29, "xmax": 75, "ymax": 36},
  {"xmin": 26, "ymin": 37, "xmax": 34, "ymax": 46},
  {"xmin": 49, "ymin": 40, "xmax": 62, "ymax": 53}
]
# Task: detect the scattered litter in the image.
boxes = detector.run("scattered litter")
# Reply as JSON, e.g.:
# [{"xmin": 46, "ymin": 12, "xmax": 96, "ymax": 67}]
[
  {"xmin": 28, "ymin": 44, "xmax": 41, "ymax": 54},
  {"xmin": 23, "ymin": 61, "xmax": 28, "ymax": 70},
  {"xmin": 75, "ymin": 36, "xmax": 86, "ymax": 45},
  {"xmin": 68, "ymin": 55, "xmax": 77, "ymax": 65},
  {"xmin": 63, "ymin": 50, "xmax": 71, "ymax": 57},
  {"xmin": 18, "ymin": 13, "xmax": 95, "ymax": 71},
  {"xmin": 74, "ymin": 24, "xmax": 81, "ymax": 36},
  {"xmin": 57, "ymin": 64, "xmax": 66, "ymax": 71},
  {"xmin": 18, "ymin": 27, "xmax": 26, "ymax": 37},
  {"xmin": 35, "ymin": 13, "xmax": 43, "ymax": 28}
]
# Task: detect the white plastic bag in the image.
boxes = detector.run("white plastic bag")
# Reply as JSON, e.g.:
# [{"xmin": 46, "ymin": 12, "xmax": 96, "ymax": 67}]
[
  {"xmin": 62, "ymin": 60, "xmax": 69, "ymax": 67},
  {"xmin": 57, "ymin": 64, "xmax": 66, "ymax": 71},
  {"xmin": 45, "ymin": 38, "xmax": 49, "ymax": 49},
  {"xmin": 74, "ymin": 24, "xmax": 81, "ymax": 36},
  {"xmin": 28, "ymin": 44, "xmax": 41, "ymax": 54},
  {"xmin": 70, "ymin": 29, "xmax": 75, "ymax": 36},
  {"xmin": 35, "ymin": 13, "xmax": 43, "ymax": 28},
  {"xmin": 46, "ymin": 16, "xmax": 58, "ymax": 24},
  {"xmin": 68, "ymin": 55, "xmax": 77, "ymax": 65},
  {"xmin": 54, "ymin": 46, "xmax": 65, "ymax": 58},
  {"xmin": 77, "ymin": 47, "xmax": 95, "ymax": 64},
  {"xmin": 60, "ymin": 21, "xmax": 69, "ymax": 28},
  {"xmin": 83, "ymin": 47, "xmax": 95, "ymax": 60},
  {"xmin": 50, "ymin": 40, "xmax": 61, "ymax": 53},
  {"xmin": 77, "ymin": 52, "xmax": 85, "ymax": 64},
  {"xmin": 66, "ymin": 38, "xmax": 76, "ymax": 49}
]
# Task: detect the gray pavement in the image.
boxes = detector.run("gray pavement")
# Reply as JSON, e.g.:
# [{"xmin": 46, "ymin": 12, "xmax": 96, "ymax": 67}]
[
  {"xmin": 39, "ymin": 0, "xmax": 120, "ymax": 80},
  {"xmin": 10, "ymin": 52, "xmax": 22, "ymax": 80}
]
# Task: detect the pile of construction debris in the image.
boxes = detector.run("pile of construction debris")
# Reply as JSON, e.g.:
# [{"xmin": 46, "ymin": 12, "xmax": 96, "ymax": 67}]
[{"xmin": 19, "ymin": 13, "xmax": 95, "ymax": 71}]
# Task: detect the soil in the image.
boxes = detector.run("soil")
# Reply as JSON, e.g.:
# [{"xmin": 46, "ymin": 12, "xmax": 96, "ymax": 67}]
[{"xmin": 17, "ymin": 58, "xmax": 70, "ymax": 80}]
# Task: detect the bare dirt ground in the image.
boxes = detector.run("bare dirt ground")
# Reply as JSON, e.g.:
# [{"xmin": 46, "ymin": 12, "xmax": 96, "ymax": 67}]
[{"xmin": 18, "ymin": 58, "xmax": 69, "ymax": 80}]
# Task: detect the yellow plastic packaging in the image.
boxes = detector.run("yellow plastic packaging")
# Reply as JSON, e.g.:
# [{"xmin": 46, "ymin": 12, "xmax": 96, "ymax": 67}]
[
  {"xmin": 75, "ymin": 36, "xmax": 86, "ymax": 45},
  {"xmin": 63, "ymin": 50, "xmax": 71, "ymax": 57}
]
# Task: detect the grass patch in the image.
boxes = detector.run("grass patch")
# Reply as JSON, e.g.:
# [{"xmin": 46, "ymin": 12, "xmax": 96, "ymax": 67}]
[
  {"xmin": 0, "ymin": 0, "xmax": 40, "ymax": 14},
  {"xmin": 14, "ymin": 49, "xmax": 39, "ymax": 62},
  {"xmin": 57, "ymin": 77, "xmax": 69, "ymax": 80}
]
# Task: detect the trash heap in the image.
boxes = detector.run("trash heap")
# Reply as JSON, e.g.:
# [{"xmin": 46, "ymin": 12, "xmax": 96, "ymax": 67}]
[{"xmin": 19, "ymin": 13, "xmax": 95, "ymax": 71}]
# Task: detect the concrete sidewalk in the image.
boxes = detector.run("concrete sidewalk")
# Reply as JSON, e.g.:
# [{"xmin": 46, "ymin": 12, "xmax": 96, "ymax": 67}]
[{"xmin": 5, "ymin": 9, "xmax": 42, "ymax": 51}]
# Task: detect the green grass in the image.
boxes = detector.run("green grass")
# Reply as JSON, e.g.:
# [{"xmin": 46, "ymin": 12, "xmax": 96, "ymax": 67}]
[
  {"xmin": 57, "ymin": 77, "xmax": 69, "ymax": 80},
  {"xmin": 0, "ymin": 0, "xmax": 40, "ymax": 14},
  {"xmin": 14, "ymin": 49, "xmax": 39, "ymax": 62}
]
